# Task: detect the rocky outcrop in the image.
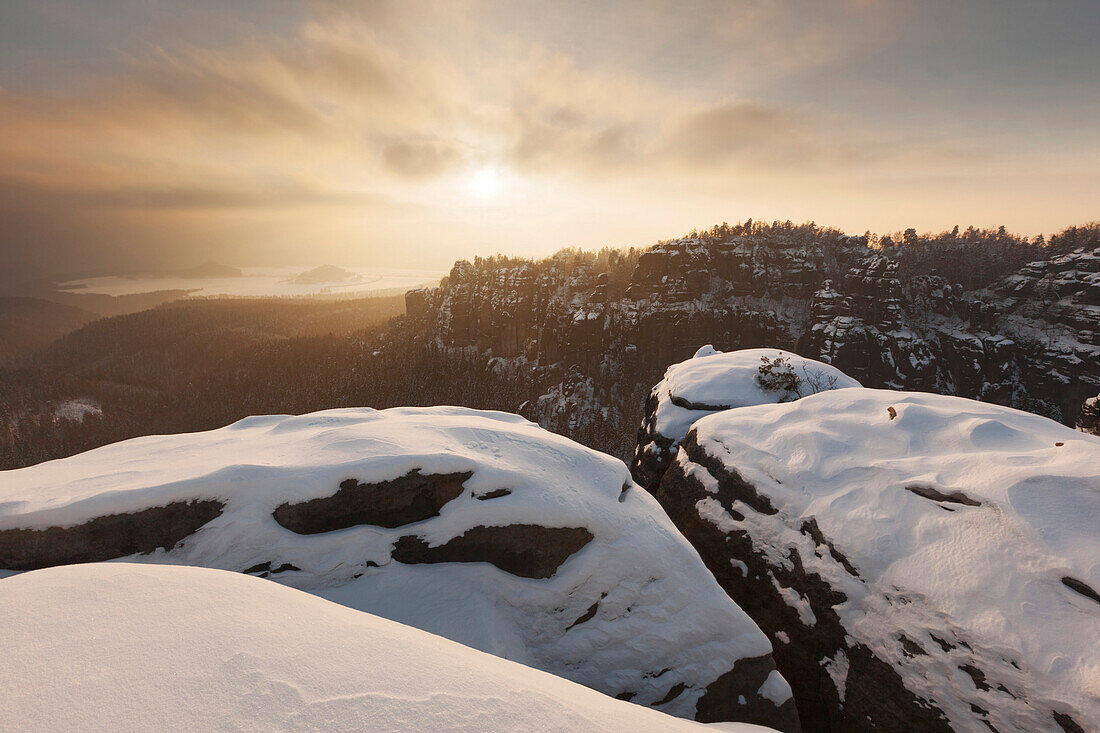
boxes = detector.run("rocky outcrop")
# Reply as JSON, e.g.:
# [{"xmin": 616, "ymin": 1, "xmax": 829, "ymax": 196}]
[
  {"xmin": 631, "ymin": 347, "xmax": 860, "ymax": 491},
  {"xmin": 0, "ymin": 406, "xmax": 798, "ymax": 730},
  {"xmin": 653, "ymin": 388, "xmax": 1100, "ymax": 733}
]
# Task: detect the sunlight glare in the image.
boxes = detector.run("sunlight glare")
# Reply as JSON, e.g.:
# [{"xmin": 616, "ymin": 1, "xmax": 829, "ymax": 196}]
[{"xmin": 468, "ymin": 166, "xmax": 503, "ymax": 199}]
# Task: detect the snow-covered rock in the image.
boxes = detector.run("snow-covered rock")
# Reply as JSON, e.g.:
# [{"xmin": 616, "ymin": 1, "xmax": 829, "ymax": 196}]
[
  {"xmin": 655, "ymin": 388, "xmax": 1100, "ymax": 733},
  {"xmin": 0, "ymin": 406, "xmax": 798, "ymax": 730},
  {"xmin": 0, "ymin": 562, "xmax": 780, "ymax": 732},
  {"xmin": 631, "ymin": 348, "xmax": 860, "ymax": 491}
]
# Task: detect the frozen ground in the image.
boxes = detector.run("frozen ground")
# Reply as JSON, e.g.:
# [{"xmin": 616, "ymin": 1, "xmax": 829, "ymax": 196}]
[{"xmin": 0, "ymin": 562, "xmax": 777, "ymax": 733}]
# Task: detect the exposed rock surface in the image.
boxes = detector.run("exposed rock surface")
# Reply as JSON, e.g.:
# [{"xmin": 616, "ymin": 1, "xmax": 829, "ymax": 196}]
[
  {"xmin": 273, "ymin": 469, "xmax": 472, "ymax": 533},
  {"xmin": 390, "ymin": 524, "xmax": 594, "ymax": 579},
  {"xmin": 0, "ymin": 406, "xmax": 797, "ymax": 730},
  {"xmin": 1076, "ymin": 393, "xmax": 1100, "ymax": 435},
  {"xmin": 799, "ymin": 246, "xmax": 1100, "ymax": 423},
  {"xmin": 631, "ymin": 347, "xmax": 860, "ymax": 491},
  {"xmin": 654, "ymin": 388, "xmax": 1100, "ymax": 733},
  {"xmin": 0, "ymin": 499, "xmax": 224, "ymax": 571}
]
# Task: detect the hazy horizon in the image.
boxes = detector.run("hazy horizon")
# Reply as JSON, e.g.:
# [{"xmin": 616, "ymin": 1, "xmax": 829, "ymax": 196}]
[{"xmin": 2, "ymin": 0, "xmax": 1097, "ymax": 284}]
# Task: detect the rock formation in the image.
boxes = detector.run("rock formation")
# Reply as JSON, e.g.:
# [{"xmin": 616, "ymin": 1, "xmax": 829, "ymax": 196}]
[
  {"xmin": 631, "ymin": 347, "xmax": 860, "ymax": 491},
  {"xmin": 0, "ymin": 406, "xmax": 798, "ymax": 730},
  {"xmin": 653, "ymin": 388, "xmax": 1100, "ymax": 733}
]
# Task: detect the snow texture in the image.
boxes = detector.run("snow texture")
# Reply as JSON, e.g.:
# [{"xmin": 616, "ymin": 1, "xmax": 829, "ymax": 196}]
[
  {"xmin": 686, "ymin": 388, "xmax": 1100, "ymax": 731},
  {"xmin": 0, "ymin": 406, "xmax": 777, "ymax": 720},
  {"xmin": 0, "ymin": 562, "xmax": 776, "ymax": 732}
]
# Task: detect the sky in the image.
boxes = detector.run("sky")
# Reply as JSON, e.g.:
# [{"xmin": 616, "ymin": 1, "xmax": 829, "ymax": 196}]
[{"xmin": 1, "ymin": 0, "xmax": 1097, "ymax": 282}]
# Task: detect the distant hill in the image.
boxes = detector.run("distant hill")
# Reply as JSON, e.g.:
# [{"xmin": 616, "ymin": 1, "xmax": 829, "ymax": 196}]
[
  {"xmin": 8, "ymin": 286, "xmax": 191, "ymax": 319},
  {"xmin": 172, "ymin": 261, "xmax": 242, "ymax": 279},
  {"xmin": 288, "ymin": 264, "xmax": 358, "ymax": 284},
  {"xmin": 0, "ymin": 297, "xmax": 99, "ymax": 362}
]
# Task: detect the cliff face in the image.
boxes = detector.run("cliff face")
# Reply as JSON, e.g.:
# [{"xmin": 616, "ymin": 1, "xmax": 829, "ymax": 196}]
[
  {"xmin": 404, "ymin": 237, "xmax": 1100, "ymax": 461},
  {"xmin": 799, "ymin": 245, "xmax": 1100, "ymax": 423}
]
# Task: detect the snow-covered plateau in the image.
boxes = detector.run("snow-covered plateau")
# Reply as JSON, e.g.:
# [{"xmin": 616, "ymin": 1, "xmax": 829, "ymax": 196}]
[
  {"xmin": 0, "ymin": 562, "xmax": 779, "ymax": 732},
  {"xmin": 0, "ymin": 406, "xmax": 797, "ymax": 729},
  {"xmin": 656, "ymin": 386, "xmax": 1100, "ymax": 732}
]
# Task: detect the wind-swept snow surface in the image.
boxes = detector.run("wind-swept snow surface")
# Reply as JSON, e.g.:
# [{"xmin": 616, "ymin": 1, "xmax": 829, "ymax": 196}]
[
  {"xmin": 632, "ymin": 347, "xmax": 860, "ymax": 490},
  {"xmin": 657, "ymin": 388, "xmax": 1100, "ymax": 732},
  {"xmin": 0, "ymin": 563, "xmax": 778, "ymax": 732},
  {"xmin": 0, "ymin": 406, "xmax": 796, "ymax": 728}
]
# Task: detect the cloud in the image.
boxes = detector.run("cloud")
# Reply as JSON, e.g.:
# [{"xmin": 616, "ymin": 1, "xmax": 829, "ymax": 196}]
[
  {"xmin": 658, "ymin": 102, "xmax": 808, "ymax": 168},
  {"xmin": 0, "ymin": 0, "xmax": 1095, "ymax": 282},
  {"xmin": 379, "ymin": 138, "xmax": 464, "ymax": 179}
]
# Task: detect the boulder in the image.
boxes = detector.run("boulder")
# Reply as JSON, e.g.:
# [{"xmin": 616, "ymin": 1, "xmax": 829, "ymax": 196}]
[
  {"xmin": 654, "ymin": 388, "xmax": 1100, "ymax": 733},
  {"xmin": 0, "ymin": 406, "xmax": 798, "ymax": 730},
  {"xmin": 631, "ymin": 347, "xmax": 860, "ymax": 491}
]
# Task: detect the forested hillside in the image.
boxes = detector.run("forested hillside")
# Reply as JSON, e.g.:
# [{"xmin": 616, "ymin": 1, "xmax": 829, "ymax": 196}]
[{"xmin": 2, "ymin": 221, "xmax": 1097, "ymax": 469}]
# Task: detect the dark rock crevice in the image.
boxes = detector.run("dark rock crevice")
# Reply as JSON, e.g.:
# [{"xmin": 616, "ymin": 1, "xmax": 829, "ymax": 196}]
[
  {"xmin": 906, "ymin": 485, "xmax": 982, "ymax": 507},
  {"xmin": 566, "ymin": 601, "xmax": 600, "ymax": 630},
  {"xmin": 1054, "ymin": 710, "xmax": 1086, "ymax": 733},
  {"xmin": 696, "ymin": 654, "xmax": 801, "ymax": 732},
  {"xmin": 273, "ymin": 469, "xmax": 473, "ymax": 534},
  {"xmin": 474, "ymin": 488, "xmax": 511, "ymax": 501},
  {"xmin": 654, "ymin": 682, "xmax": 686, "ymax": 706},
  {"xmin": 799, "ymin": 517, "xmax": 860, "ymax": 579},
  {"xmin": 1061, "ymin": 576, "xmax": 1100, "ymax": 605},
  {"xmin": 669, "ymin": 394, "xmax": 735, "ymax": 412},
  {"xmin": 391, "ymin": 524, "xmax": 593, "ymax": 579},
  {"xmin": 0, "ymin": 499, "xmax": 224, "ymax": 571}
]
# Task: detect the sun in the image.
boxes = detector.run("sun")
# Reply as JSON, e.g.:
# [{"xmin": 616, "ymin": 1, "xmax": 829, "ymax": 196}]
[{"xmin": 467, "ymin": 166, "xmax": 503, "ymax": 199}]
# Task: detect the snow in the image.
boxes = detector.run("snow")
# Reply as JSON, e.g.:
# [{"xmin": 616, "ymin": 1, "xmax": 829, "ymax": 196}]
[
  {"xmin": 0, "ymin": 563, "xmax": 776, "ymax": 732},
  {"xmin": 52, "ymin": 398, "xmax": 101, "ymax": 422},
  {"xmin": 650, "ymin": 347, "xmax": 861, "ymax": 457},
  {"xmin": 822, "ymin": 652, "xmax": 849, "ymax": 703},
  {"xmin": 686, "ymin": 388, "xmax": 1100, "ymax": 731},
  {"xmin": 757, "ymin": 671, "xmax": 793, "ymax": 705},
  {"xmin": 56, "ymin": 266, "xmax": 443, "ymax": 298},
  {"xmin": 0, "ymin": 406, "xmax": 778, "ymax": 719}
]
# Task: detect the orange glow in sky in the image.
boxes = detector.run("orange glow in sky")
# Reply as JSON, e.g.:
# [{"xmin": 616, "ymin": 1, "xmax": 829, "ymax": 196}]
[{"xmin": 0, "ymin": 0, "xmax": 1096, "ymax": 281}]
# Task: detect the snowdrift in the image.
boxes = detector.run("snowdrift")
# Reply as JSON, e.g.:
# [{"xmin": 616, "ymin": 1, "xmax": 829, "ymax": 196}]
[
  {"xmin": 0, "ymin": 563, "xmax": 779, "ymax": 732},
  {"xmin": 0, "ymin": 406, "xmax": 796, "ymax": 728}
]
